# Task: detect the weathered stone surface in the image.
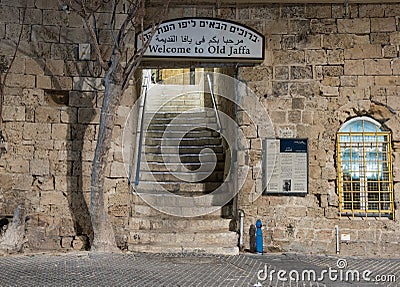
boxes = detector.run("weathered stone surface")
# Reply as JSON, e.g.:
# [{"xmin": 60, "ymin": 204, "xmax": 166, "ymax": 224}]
[
  {"xmin": 291, "ymin": 66, "xmax": 313, "ymax": 80},
  {"xmin": 2, "ymin": 106, "xmax": 25, "ymax": 122},
  {"xmin": 371, "ymin": 17, "xmax": 396, "ymax": 33},
  {"xmin": 344, "ymin": 60, "xmax": 364, "ymax": 75},
  {"xmin": 364, "ymin": 59, "xmax": 392, "ymax": 75},
  {"xmin": 1, "ymin": 1, "xmax": 400, "ymax": 257},
  {"xmin": 30, "ymin": 159, "xmax": 50, "ymax": 176},
  {"xmin": 337, "ymin": 18, "xmax": 370, "ymax": 34},
  {"xmin": 23, "ymin": 123, "xmax": 51, "ymax": 140},
  {"xmin": 35, "ymin": 106, "xmax": 60, "ymax": 123}
]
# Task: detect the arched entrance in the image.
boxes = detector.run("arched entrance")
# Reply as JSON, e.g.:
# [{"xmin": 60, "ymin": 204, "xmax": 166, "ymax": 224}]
[{"xmin": 126, "ymin": 17, "xmax": 264, "ymax": 254}]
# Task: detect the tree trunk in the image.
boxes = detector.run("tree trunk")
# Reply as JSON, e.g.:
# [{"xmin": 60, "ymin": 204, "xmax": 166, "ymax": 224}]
[
  {"xmin": 90, "ymin": 64, "xmax": 123, "ymax": 252},
  {"xmin": 0, "ymin": 205, "xmax": 26, "ymax": 254}
]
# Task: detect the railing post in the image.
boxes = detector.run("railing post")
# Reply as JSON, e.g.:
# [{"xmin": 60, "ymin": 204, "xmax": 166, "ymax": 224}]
[{"xmin": 206, "ymin": 73, "xmax": 222, "ymax": 133}]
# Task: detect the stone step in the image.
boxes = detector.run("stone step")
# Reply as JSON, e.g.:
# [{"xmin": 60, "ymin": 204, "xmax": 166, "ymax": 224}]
[
  {"xmin": 127, "ymin": 230, "xmax": 238, "ymax": 246},
  {"xmin": 132, "ymin": 201, "xmax": 233, "ymax": 217},
  {"xmin": 147, "ymin": 106, "xmax": 205, "ymax": 112},
  {"xmin": 145, "ymin": 116, "xmax": 216, "ymax": 124},
  {"xmin": 146, "ymin": 123, "xmax": 219, "ymax": 131},
  {"xmin": 145, "ymin": 130, "xmax": 220, "ymax": 138},
  {"xmin": 146, "ymin": 93, "xmax": 203, "ymax": 102},
  {"xmin": 144, "ymin": 145, "xmax": 224, "ymax": 155},
  {"xmin": 147, "ymin": 99, "xmax": 202, "ymax": 108},
  {"xmin": 139, "ymin": 170, "xmax": 224, "ymax": 182},
  {"xmin": 136, "ymin": 181, "xmax": 222, "ymax": 193},
  {"xmin": 145, "ymin": 137, "xmax": 222, "ymax": 146},
  {"xmin": 147, "ymin": 95, "xmax": 202, "ymax": 102},
  {"xmin": 129, "ymin": 216, "xmax": 233, "ymax": 231},
  {"xmin": 144, "ymin": 111, "xmax": 214, "ymax": 119},
  {"xmin": 132, "ymin": 193, "xmax": 236, "ymax": 208},
  {"xmin": 127, "ymin": 244, "xmax": 239, "ymax": 255},
  {"xmin": 142, "ymin": 153, "xmax": 225, "ymax": 163},
  {"xmin": 143, "ymin": 162, "xmax": 225, "ymax": 172}
]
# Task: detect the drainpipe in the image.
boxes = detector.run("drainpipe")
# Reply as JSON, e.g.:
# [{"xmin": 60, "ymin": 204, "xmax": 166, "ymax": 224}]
[
  {"xmin": 238, "ymin": 209, "xmax": 245, "ymax": 251},
  {"xmin": 335, "ymin": 225, "xmax": 340, "ymax": 254}
]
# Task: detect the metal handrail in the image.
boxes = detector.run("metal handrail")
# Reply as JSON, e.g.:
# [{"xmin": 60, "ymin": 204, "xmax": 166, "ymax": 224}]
[
  {"xmin": 134, "ymin": 69, "xmax": 152, "ymax": 186},
  {"xmin": 206, "ymin": 73, "xmax": 222, "ymax": 133}
]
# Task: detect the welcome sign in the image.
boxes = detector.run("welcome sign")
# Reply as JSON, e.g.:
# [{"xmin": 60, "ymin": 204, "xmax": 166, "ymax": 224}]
[{"xmin": 136, "ymin": 18, "xmax": 265, "ymax": 62}]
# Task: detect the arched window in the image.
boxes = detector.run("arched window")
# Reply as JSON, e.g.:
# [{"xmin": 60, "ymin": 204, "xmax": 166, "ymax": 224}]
[{"xmin": 337, "ymin": 116, "xmax": 394, "ymax": 218}]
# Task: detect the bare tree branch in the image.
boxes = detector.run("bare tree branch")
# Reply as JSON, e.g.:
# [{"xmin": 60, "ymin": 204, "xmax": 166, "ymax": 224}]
[
  {"xmin": 116, "ymin": 0, "xmax": 141, "ymax": 48},
  {"xmin": 121, "ymin": 0, "xmax": 169, "ymax": 90},
  {"xmin": 83, "ymin": 14, "xmax": 109, "ymax": 70},
  {"xmin": 109, "ymin": 0, "xmax": 119, "ymax": 47}
]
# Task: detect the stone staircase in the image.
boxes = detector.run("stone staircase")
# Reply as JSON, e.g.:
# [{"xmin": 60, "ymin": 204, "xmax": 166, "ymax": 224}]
[{"xmin": 128, "ymin": 83, "xmax": 238, "ymax": 255}]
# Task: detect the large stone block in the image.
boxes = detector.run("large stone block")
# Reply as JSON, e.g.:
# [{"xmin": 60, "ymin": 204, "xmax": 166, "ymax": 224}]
[
  {"xmin": 364, "ymin": 59, "xmax": 392, "ymax": 75},
  {"xmin": 34, "ymin": 0, "xmax": 59, "ymax": 9},
  {"xmin": 31, "ymin": 25, "xmax": 60, "ymax": 43},
  {"xmin": 43, "ymin": 10, "xmax": 69, "ymax": 27},
  {"xmin": 371, "ymin": 17, "xmax": 396, "ymax": 33},
  {"xmin": 273, "ymin": 51, "xmax": 305, "ymax": 65},
  {"xmin": 2, "ymin": 105, "xmax": 25, "ymax": 121},
  {"xmin": 320, "ymin": 85, "xmax": 338, "ymax": 97},
  {"xmin": 73, "ymin": 77, "xmax": 103, "ymax": 91},
  {"xmin": 110, "ymin": 161, "xmax": 127, "ymax": 178},
  {"xmin": 344, "ymin": 60, "xmax": 364, "ymax": 75},
  {"xmin": 23, "ymin": 8, "xmax": 42, "ymax": 25},
  {"xmin": 0, "ymin": 6, "xmax": 19, "ymax": 23},
  {"xmin": 241, "ymin": 125, "xmax": 257, "ymax": 139},
  {"xmin": 25, "ymin": 58, "xmax": 45, "ymax": 75},
  {"xmin": 60, "ymin": 107, "xmax": 78, "ymax": 123},
  {"xmin": 77, "ymin": 108, "xmax": 100, "ymax": 124},
  {"xmin": 291, "ymin": 66, "xmax": 313, "ymax": 80},
  {"xmin": 13, "ymin": 174, "xmax": 32, "ymax": 190},
  {"xmin": 0, "ymin": 173, "xmax": 13, "ymax": 190},
  {"xmin": 285, "ymin": 206, "xmax": 307, "ymax": 218},
  {"xmin": 310, "ymin": 19, "xmax": 337, "ymax": 34},
  {"xmin": 23, "ymin": 123, "xmax": 51, "ymax": 140},
  {"xmin": 30, "ymin": 159, "xmax": 50, "ymax": 176},
  {"xmin": 322, "ymin": 34, "xmax": 353, "ymax": 49},
  {"xmin": 69, "ymin": 91, "xmax": 96, "ymax": 107},
  {"xmin": 60, "ymin": 28, "xmax": 90, "ymax": 44},
  {"xmin": 337, "ymin": 18, "xmax": 370, "ymax": 34},
  {"xmin": 305, "ymin": 50, "xmax": 326, "ymax": 65},
  {"xmin": 389, "ymin": 32, "xmax": 400, "ymax": 45},
  {"xmin": 305, "ymin": 5, "xmax": 332, "ymax": 18},
  {"xmin": 6, "ymin": 74, "xmax": 35, "ymax": 88},
  {"xmin": 51, "ymin": 123, "xmax": 70, "ymax": 140},
  {"xmin": 383, "ymin": 45, "xmax": 397, "ymax": 58},
  {"xmin": 35, "ymin": 106, "xmax": 60, "ymax": 123},
  {"xmin": 359, "ymin": 4, "xmax": 385, "ymax": 17},
  {"xmin": 45, "ymin": 59, "xmax": 65, "ymax": 76},
  {"xmin": 8, "ymin": 158, "xmax": 30, "ymax": 173},
  {"xmin": 266, "ymin": 19, "xmax": 289, "ymax": 35},
  {"xmin": 6, "ymin": 57, "xmax": 25, "ymax": 74},
  {"xmin": 344, "ymin": 44, "xmax": 382, "ymax": 60},
  {"xmin": 51, "ymin": 76, "xmax": 72, "ymax": 90},
  {"xmin": 36, "ymin": 75, "xmax": 52, "ymax": 89}
]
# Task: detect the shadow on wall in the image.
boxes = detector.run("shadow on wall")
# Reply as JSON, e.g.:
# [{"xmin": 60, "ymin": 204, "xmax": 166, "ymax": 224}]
[{"xmin": 3, "ymin": 27, "xmax": 98, "ymax": 250}]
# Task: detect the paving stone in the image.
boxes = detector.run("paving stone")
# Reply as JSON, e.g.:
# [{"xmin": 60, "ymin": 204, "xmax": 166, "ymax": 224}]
[{"xmin": 0, "ymin": 252, "xmax": 398, "ymax": 287}]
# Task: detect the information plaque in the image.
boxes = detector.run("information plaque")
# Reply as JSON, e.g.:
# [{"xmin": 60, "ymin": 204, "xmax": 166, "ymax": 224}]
[{"xmin": 262, "ymin": 138, "xmax": 308, "ymax": 195}]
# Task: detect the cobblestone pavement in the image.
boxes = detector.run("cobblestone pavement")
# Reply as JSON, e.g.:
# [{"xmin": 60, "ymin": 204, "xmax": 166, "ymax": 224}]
[{"xmin": 0, "ymin": 252, "xmax": 398, "ymax": 287}]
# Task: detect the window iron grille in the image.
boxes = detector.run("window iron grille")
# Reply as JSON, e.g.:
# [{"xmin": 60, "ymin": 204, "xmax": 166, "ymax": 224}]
[{"xmin": 337, "ymin": 118, "xmax": 394, "ymax": 219}]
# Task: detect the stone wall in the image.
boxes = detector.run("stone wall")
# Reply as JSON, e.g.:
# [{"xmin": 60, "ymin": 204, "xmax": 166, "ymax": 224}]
[
  {"xmin": 0, "ymin": 0, "xmax": 135, "ymax": 251},
  {"xmin": 230, "ymin": 3, "xmax": 400, "ymax": 257},
  {"xmin": 1, "ymin": 0, "xmax": 400, "ymax": 256}
]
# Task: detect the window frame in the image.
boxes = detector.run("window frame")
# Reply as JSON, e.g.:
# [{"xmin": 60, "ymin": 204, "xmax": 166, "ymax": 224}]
[{"xmin": 336, "ymin": 117, "xmax": 395, "ymax": 219}]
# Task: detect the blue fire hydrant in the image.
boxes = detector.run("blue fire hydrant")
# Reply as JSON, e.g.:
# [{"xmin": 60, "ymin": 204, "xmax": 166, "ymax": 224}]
[{"xmin": 256, "ymin": 219, "xmax": 263, "ymax": 254}]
